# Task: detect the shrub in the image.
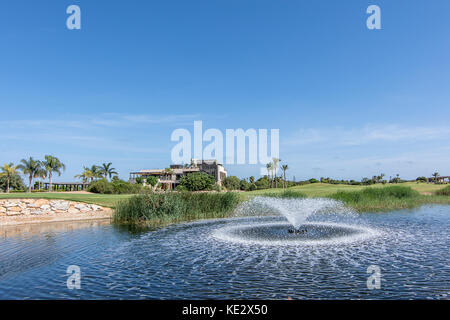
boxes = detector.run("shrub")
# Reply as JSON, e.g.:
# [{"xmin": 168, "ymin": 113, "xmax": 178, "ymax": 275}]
[
  {"xmin": 255, "ymin": 177, "xmax": 269, "ymax": 189},
  {"xmin": 0, "ymin": 174, "xmax": 26, "ymax": 192},
  {"xmin": 87, "ymin": 179, "xmax": 114, "ymax": 194},
  {"xmin": 179, "ymin": 172, "xmax": 215, "ymax": 191},
  {"xmin": 111, "ymin": 179, "xmax": 142, "ymax": 194},
  {"xmin": 223, "ymin": 176, "xmax": 241, "ymax": 190},
  {"xmin": 239, "ymin": 179, "xmax": 250, "ymax": 191},
  {"xmin": 176, "ymin": 185, "xmax": 188, "ymax": 192},
  {"xmin": 135, "ymin": 177, "xmax": 144, "ymax": 185},
  {"xmin": 435, "ymin": 185, "xmax": 450, "ymax": 196},
  {"xmin": 146, "ymin": 176, "xmax": 157, "ymax": 186},
  {"xmin": 248, "ymin": 183, "xmax": 257, "ymax": 191},
  {"xmin": 88, "ymin": 179, "xmax": 142, "ymax": 194},
  {"xmin": 308, "ymin": 178, "xmax": 319, "ymax": 184}
]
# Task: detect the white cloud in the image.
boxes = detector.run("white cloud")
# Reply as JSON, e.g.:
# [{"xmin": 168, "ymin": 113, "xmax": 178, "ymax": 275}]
[
  {"xmin": 285, "ymin": 124, "xmax": 450, "ymax": 146},
  {"xmin": 1, "ymin": 113, "xmax": 201, "ymax": 130}
]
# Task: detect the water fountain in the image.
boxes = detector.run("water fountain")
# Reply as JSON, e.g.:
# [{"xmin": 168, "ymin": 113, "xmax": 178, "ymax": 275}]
[{"xmin": 212, "ymin": 197, "xmax": 380, "ymax": 246}]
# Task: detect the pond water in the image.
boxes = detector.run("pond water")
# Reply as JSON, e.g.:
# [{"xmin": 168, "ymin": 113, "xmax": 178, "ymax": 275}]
[{"xmin": 0, "ymin": 205, "xmax": 448, "ymax": 299}]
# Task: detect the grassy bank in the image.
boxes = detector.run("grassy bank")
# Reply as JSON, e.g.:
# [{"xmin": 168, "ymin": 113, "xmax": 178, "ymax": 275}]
[
  {"xmin": 246, "ymin": 181, "xmax": 447, "ymax": 198},
  {"xmin": 328, "ymin": 186, "xmax": 450, "ymax": 212},
  {"xmin": 252, "ymin": 185, "xmax": 450, "ymax": 212},
  {"xmin": 113, "ymin": 192, "xmax": 240, "ymax": 226}
]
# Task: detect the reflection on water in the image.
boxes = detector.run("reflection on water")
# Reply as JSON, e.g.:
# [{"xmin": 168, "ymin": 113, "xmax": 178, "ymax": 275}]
[
  {"xmin": 0, "ymin": 219, "xmax": 111, "ymax": 239},
  {"xmin": 0, "ymin": 206, "xmax": 449, "ymax": 299}
]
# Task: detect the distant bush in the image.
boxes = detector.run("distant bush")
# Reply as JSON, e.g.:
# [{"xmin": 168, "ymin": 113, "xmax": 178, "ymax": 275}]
[
  {"xmin": 255, "ymin": 177, "xmax": 269, "ymax": 189},
  {"xmin": 435, "ymin": 185, "xmax": 450, "ymax": 196},
  {"xmin": 179, "ymin": 172, "xmax": 215, "ymax": 191},
  {"xmin": 0, "ymin": 174, "xmax": 26, "ymax": 192},
  {"xmin": 308, "ymin": 178, "xmax": 319, "ymax": 184},
  {"xmin": 175, "ymin": 185, "xmax": 188, "ymax": 192},
  {"xmin": 88, "ymin": 179, "xmax": 142, "ymax": 194},
  {"xmin": 87, "ymin": 179, "xmax": 114, "ymax": 194},
  {"xmin": 223, "ymin": 176, "xmax": 241, "ymax": 190},
  {"xmin": 135, "ymin": 177, "xmax": 144, "ymax": 185},
  {"xmin": 239, "ymin": 179, "xmax": 250, "ymax": 191}
]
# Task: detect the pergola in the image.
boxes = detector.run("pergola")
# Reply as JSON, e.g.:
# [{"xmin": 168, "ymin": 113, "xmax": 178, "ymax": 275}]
[{"xmin": 42, "ymin": 182, "xmax": 89, "ymax": 191}]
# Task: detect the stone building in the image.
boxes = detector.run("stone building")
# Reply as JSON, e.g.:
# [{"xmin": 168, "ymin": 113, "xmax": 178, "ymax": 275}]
[{"xmin": 129, "ymin": 159, "xmax": 227, "ymax": 190}]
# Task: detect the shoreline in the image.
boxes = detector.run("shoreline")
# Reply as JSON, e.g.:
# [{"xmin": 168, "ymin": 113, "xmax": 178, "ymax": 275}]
[
  {"xmin": 0, "ymin": 198, "xmax": 113, "ymax": 226},
  {"xmin": 0, "ymin": 209, "xmax": 112, "ymax": 226}
]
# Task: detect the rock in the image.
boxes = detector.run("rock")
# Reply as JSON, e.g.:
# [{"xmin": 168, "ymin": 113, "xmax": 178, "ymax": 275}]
[
  {"xmin": 0, "ymin": 207, "xmax": 6, "ymax": 213},
  {"xmin": 68, "ymin": 207, "xmax": 80, "ymax": 214},
  {"xmin": 40, "ymin": 204, "xmax": 51, "ymax": 210},
  {"xmin": 33, "ymin": 199, "xmax": 50, "ymax": 207},
  {"xmin": 7, "ymin": 212, "xmax": 22, "ymax": 216},
  {"xmin": 4, "ymin": 201, "xmax": 19, "ymax": 208},
  {"xmin": 91, "ymin": 205, "xmax": 102, "ymax": 211},
  {"xmin": 8, "ymin": 206, "xmax": 21, "ymax": 212},
  {"xmin": 51, "ymin": 201, "xmax": 70, "ymax": 211},
  {"xmin": 74, "ymin": 203, "xmax": 90, "ymax": 212}
]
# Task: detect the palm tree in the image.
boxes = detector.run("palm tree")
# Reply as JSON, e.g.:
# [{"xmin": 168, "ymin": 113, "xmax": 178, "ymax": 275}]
[
  {"xmin": 281, "ymin": 164, "xmax": 289, "ymax": 188},
  {"xmin": 100, "ymin": 162, "xmax": 118, "ymax": 181},
  {"xmin": 272, "ymin": 158, "xmax": 281, "ymax": 188},
  {"xmin": 42, "ymin": 155, "xmax": 66, "ymax": 192},
  {"xmin": 0, "ymin": 163, "xmax": 18, "ymax": 193},
  {"xmin": 17, "ymin": 157, "xmax": 45, "ymax": 193},
  {"xmin": 266, "ymin": 162, "xmax": 273, "ymax": 188},
  {"xmin": 432, "ymin": 171, "xmax": 440, "ymax": 183},
  {"xmin": 75, "ymin": 165, "xmax": 100, "ymax": 183}
]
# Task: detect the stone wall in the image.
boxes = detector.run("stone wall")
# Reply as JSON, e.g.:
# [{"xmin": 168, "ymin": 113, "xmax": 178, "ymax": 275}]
[{"xmin": 0, "ymin": 199, "xmax": 105, "ymax": 217}]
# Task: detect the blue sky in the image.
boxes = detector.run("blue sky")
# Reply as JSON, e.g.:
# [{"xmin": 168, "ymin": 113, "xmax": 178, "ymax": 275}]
[{"xmin": 1, "ymin": 0, "xmax": 450, "ymax": 182}]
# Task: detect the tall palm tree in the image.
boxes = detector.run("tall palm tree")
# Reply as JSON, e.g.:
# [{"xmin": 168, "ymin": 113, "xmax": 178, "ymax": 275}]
[
  {"xmin": 42, "ymin": 155, "xmax": 66, "ymax": 192},
  {"xmin": 17, "ymin": 157, "xmax": 45, "ymax": 193},
  {"xmin": 0, "ymin": 163, "xmax": 18, "ymax": 193},
  {"xmin": 100, "ymin": 162, "xmax": 118, "ymax": 181},
  {"xmin": 266, "ymin": 162, "xmax": 273, "ymax": 188},
  {"xmin": 272, "ymin": 158, "xmax": 281, "ymax": 188},
  {"xmin": 281, "ymin": 164, "xmax": 289, "ymax": 188}
]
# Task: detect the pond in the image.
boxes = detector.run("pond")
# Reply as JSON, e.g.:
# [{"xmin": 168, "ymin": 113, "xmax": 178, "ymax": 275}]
[{"xmin": 0, "ymin": 205, "xmax": 448, "ymax": 299}]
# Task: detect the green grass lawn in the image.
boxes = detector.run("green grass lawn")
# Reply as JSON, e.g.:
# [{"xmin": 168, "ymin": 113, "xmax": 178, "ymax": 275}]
[{"xmin": 246, "ymin": 182, "xmax": 446, "ymax": 198}]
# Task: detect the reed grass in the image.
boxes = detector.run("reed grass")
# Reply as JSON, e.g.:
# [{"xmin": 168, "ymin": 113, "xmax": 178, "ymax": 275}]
[
  {"xmin": 435, "ymin": 185, "xmax": 450, "ymax": 196},
  {"xmin": 113, "ymin": 192, "xmax": 240, "ymax": 226}
]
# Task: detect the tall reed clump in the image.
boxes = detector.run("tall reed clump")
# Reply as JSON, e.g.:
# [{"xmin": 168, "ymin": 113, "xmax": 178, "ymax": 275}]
[
  {"xmin": 435, "ymin": 185, "xmax": 450, "ymax": 196},
  {"xmin": 113, "ymin": 192, "xmax": 240, "ymax": 226},
  {"xmin": 330, "ymin": 186, "xmax": 423, "ymax": 212}
]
